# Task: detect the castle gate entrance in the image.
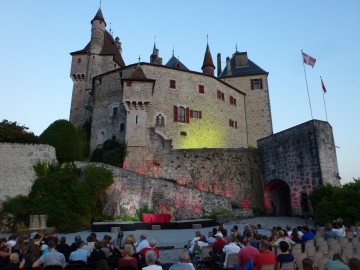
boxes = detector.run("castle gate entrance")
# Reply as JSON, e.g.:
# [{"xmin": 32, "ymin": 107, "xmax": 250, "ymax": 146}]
[{"xmin": 264, "ymin": 179, "xmax": 291, "ymax": 216}]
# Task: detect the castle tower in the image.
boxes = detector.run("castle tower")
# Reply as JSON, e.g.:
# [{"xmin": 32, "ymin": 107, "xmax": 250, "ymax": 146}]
[
  {"xmin": 122, "ymin": 64, "xmax": 155, "ymax": 174},
  {"xmin": 69, "ymin": 8, "xmax": 125, "ymax": 128},
  {"xmin": 219, "ymin": 51, "xmax": 273, "ymax": 146},
  {"xmin": 150, "ymin": 43, "xmax": 163, "ymax": 65},
  {"xmin": 201, "ymin": 43, "xmax": 215, "ymax": 76}
]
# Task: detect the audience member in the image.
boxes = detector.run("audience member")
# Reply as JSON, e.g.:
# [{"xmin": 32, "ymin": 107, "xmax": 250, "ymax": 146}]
[
  {"xmin": 276, "ymin": 241, "xmax": 294, "ymax": 270},
  {"xmin": 56, "ymin": 236, "xmax": 71, "ymax": 261},
  {"xmin": 348, "ymin": 258, "xmax": 360, "ymax": 270},
  {"xmin": 140, "ymin": 239, "xmax": 160, "ymax": 264},
  {"xmin": 301, "ymin": 226, "xmax": 314, "ymax": 242},
  {"xmin": 143, "ymin": 250, "xmax": 162, "ymax": 270},
  {"xmin": 325, "ymin": 253, "xmax": 350, "ymax": 270},
  {"xmin": 209, "ymin": 232, "xmax": 226, "ymax": 262},
  {"xmin": 206, "ymin": 232, "xmax": 216, "ymax": 244},
  {"xmin": 324, "ymin": 223, "xmax": 337, "ymax": 240},
  {"xmin": 222, "ymin": 235, "xmax": 241, "ymax": 268},
  {"xmin": 238, "ymin": 237, "xmax": 259, "ymax": 270},
  {"xmin": 89, "ymin": 241, "xmax": 107, "ymax": 264},
  {"xmin": 19, "ymin": 239, "xmax": 41, "ymax": 269},
  {"xmin": 7, "ymin": 253, "xmax": 20, "ymax": 268},
  {"xmin": 253, "ymin": 240, "xmax": 276, "ymax": 270},
  {"xmin": 302, "ymin": 258, "xmax": 314, "ymax": 270},
  {"xmin": 118, "ymin": 244, "xmax": 137, "ymax": 269},
  {"xmin": 169, "ymin": 251, "xmax": 194, "ymax": 270},
  {"xmin": 32, "ymin": 239, "xmax": 66, "ymax": 268},
  {"xmin": 69, "ymin": 240, "xmax": 88, "ymax": 264}
]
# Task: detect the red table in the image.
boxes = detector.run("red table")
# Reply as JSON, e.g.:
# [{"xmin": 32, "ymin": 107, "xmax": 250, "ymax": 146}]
[{"xmin": 141, "ymin": 213, "xmax": 171, "ymax": 223}]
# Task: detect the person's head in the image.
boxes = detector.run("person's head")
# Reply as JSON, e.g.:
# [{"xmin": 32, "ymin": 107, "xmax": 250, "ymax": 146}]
[
  {"xmin": 10, "ymin": 253, "xmax": 19, "ymax": 263},
  {"xmin": 76, "ymin": 240, "xmax": 84, "ymax": 249},
  {"xmin": 302, "ymin": 226, "xmax": 309, "ymax": 233},
  {"xmin": 47, "ymin": 239, "xmax": 56, "ymax": 249},
  {"xmin": 149, "ymin": 239, "xmax": 157, "ymax": 248},
  {"xmin": 302, "ymin": 258, "xmax": 314, "ymax": 270},
  {"xmin": 212, "ymin": 227, "xmax": 218, "ymax": 235},
  {"xmin": 103, "ymin": 235, "xmax": 112, "ymax": 243},
  {"xmin": 117, "ymin": 231, "xmax": 124, "ymax": 239},
  {"xmin": 291, "ymin": 228, "xmax": 298, "ymax": 236},
  {"xmin": 87, "ymin": 234, "xmax": 95, "ymax": 243},
  {"xmin": 337, "ymin": 218, "xmax": 343, "ymax": 227},
  {"xmin": 125, "ymin": 234, "xmax": 136, "ymax": 245},
  {"xmin": 332, "ymin": 253, "xmax": 342, "ymax": 261},
  {"xmin": 140, "ymin": 233, "xmax": 147, "ymax": 241},
  {"xmin": 224, "ymin": 236, "xmax": 232, "ymax": 244},
  {"xmin": 215, "ymin": 232, "xmax": 223, "ymax": 239},
  {"xmin": 95, "ymin": 241, "xmax": 102, "ymax": 250},
  {"xmin": 195, "ymin": 231, "xmax": 201, "ymax": 238},
  {"xmin": 208, "ymin": 231, "xmax": 214, "ymax": 238},
  {"xmin": 199, "ymin": 236, "xmax": 207, "ymax": 243},
  {"xmin": 60, "ymin": 237, "xmax": 67, "ymax": 244},
  {"xmin": 259, "ymin": 240, "xmax": 269, "ymax": 252},
  {"xmin": 244, "ymin": 231, "xmax": 252, "ymax": 240},
  {"xmin": 123, "ymin": 244, "xmax": 135, "ymax": 256},
  {"xmin": 282, "ymin": 230, "xmax": 288, "ymax": 237},
  {"xmin": 178, "ymin": 251, "xmax": 190, "ymax": 263},
  {"xmin": 233, "ymin": 225, "xmax": 238, "ymax": 232},
  {"xmin": 279, "ymin": 241, "xmax": 289, "ymax": 253},
  {"xmin": 145, "ymin": 250, "xmax": 158, "ymax": 265},
  {"xmin": 74, "ymin": 235, "xmax": 81, "ymax": 242},
  {"xmin": 91, "ymin": 232, "xmax": 97, "ymax": 240},
  {"xmin": 244, "ymin": 224, "xmax": 250, "ymax": 232},
  {"xmin": 324, "ymin": 223, "xmax": 333, "ymax": 232},
  {"xmin": 349, "ymin": 258, "xmax": 360, "ymax": 270},
  {"xmin": 286, "ymin": 225, "xmax": 291, "ymax": 231}
]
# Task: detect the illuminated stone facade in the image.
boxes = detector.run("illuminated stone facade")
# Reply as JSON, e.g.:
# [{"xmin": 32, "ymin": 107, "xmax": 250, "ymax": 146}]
[{"xmin": 70, "ymin": 9, "xmax": 272, "ymax": 174}]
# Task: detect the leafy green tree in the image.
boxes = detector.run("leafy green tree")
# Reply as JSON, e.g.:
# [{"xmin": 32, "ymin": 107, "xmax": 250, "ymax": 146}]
[
  {"xmin": 310, "ymin": 179, "xmax": 360, "ymax": 225},
  {"xmin": 0, "ymin": 119, "xmax": 39, "ymax": 143},
  {"xmin": 39, "ymin": 120, "xmax": 82, "ymax": 163}
]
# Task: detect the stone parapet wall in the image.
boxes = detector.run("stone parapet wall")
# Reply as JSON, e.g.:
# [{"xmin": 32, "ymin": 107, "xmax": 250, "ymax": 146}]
[
  {"xmin": 0, "ymin": 143, "xmax": 56, "ymax": 206},
  {"xmin": 75, "ymin": 162, "xmax": 232, "ymax": 220}
]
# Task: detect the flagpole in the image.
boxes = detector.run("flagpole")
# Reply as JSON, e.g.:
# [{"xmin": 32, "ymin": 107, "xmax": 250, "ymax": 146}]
[
  {"xmin": 301, "ymin": 50, "xmax": 313, "ymax": 120},
  {"xmin": 321, "ymin": 76, "xmax": 328, "ymax": 122}
]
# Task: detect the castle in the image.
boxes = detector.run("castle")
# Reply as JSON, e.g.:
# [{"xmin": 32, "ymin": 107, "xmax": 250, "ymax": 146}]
[
  {"xmin": 66, "ymin": 8, "xmax": 340, "ymax": 216},
  {"xmin": 69, "ymin": 8, "xmax": 273, "ymax": 173}
]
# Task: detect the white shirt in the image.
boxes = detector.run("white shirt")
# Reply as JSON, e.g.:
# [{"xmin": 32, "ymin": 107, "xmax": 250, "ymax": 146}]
[
  {"xmin": 136, "ymin": 239, "xmax": 150, "ymax": 253},
  {"xmin": 143, "ymin": 265, "xmax": 163, "ymax": 270},
  {"xmin": 222, "ymin": 243, "xmax": 241, "ymax": 267}
]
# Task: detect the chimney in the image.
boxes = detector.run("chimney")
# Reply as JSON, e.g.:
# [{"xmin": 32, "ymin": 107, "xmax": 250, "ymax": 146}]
[
  {"xmin": 217, "ymin": 53, "xmax": 222, "ymax": 77},
  {"xmin": 234, "ymin": 52, "xmax": 248, "ymax": 67},
  {"xmin": 226, "ymin": 57, "xmax": 232, "ymax": 76}
]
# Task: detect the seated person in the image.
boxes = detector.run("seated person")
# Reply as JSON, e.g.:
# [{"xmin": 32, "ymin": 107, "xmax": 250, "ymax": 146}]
[
  {"xmin": 169, "ymin": 251, "xmax": 194, "ymax": 270},
  {"xmin": 143, "ymin": 250, "xmax": 162, "ymax": 270},
  {"xmin": 276, "ymin": 241, "xmax": 294, "ymax": 270},
  {"xmin": 118, "ymin": 244, "xmax": 137, "ymax": 269}
]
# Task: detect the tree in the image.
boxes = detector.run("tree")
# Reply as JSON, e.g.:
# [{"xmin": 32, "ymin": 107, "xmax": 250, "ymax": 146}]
[
  {"xmin": 90, "ymin": 136, "xmax": 127, "ymax": 167},
  {"xmin": 0, "ymin": 119, "xmax": 39, "ymax": 143},
  {"xmin": 39, "ymin": 120, "xmax": 82, "ymax": 163}
]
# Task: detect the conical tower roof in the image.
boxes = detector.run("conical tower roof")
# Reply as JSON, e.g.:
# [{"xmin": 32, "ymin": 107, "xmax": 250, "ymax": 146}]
[
  {"xmin": 202, "ymin": 43, "xmax": 215, "ymax": 69},
  {"xmin": 91, "ymin": 8, "xmax": 106, "ymax": 26}
]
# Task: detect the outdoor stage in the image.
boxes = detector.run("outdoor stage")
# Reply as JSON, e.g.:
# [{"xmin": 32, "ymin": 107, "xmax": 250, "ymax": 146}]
[{"xmin": 91, "ymin": 218, "xmax": 218, "ymax": 232}]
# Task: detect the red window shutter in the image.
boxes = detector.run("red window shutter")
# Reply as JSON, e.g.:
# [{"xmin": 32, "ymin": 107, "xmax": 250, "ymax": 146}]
[
  {"xmin": 260, "ymin": 78, "xmax": 263, "ymax": 89},
  {"xmin": 186, "ymin": 107, "xmax": 190, "ymax": 123},
  {"xmin": 230, "ymin": 96, "xmax": 233, "ymax": 105},
  {"xmin": 173, "ymin": 105, "xmax": 178, "ymax": 122},
  {"xmin": 190, "ymin": 110, "xmax": 193, "ymax": 118},
  {"xmin": 251, "ymin": 79, "xmax": 254, "ymax": 90},
  {"xmin": 222, "ymin": 93, "xmax": 224, "ymax": 101},
  {"xmin": 199, "ymin": 111, "xmax": 202, "ymax": 119}
]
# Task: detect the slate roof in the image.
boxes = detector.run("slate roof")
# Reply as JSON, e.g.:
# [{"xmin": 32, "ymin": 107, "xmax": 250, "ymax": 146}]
[
  {"xmin": 202, "ymin": 44, "xmax": 215, "ymax": 69},
  {"xmin": 70, "ymin": 30, "xmax": 125, "ymax": 67},
  {"xmin": 91, "ymin": 8, "xmax": 106, "ymax": 26},
  {"xmin": 219, "ymin": 52, "xmax": 267, "ymax": 78},
  {"xmin": 165, "ymin": 56, "xmax": 189, "ymax": 71}
]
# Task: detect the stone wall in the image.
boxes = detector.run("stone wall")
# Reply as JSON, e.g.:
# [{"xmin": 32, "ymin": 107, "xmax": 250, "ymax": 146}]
[
  {"xmin": 257, "ymin": 120, "xmax": 340, "ymax": 215},
  {"xmin": 145, "ymin": 129, "xmax": 264, "ymax": 209},
  {"xmin": 0, "ymin": 143, "xmax": 56, "ymax": 206},
  {"xmin": 75, "ymin": 162, "xmax": 232, "ymax": 220}
]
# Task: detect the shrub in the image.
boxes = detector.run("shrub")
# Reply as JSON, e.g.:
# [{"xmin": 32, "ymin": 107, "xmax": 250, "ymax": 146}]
[
  {"xmin": 39, "ymin": 120, "xmax": 82, "ymax": 163},
  {"xmin": 0, "ymin": 119, "xmax": 39, "ymax": 143},
  {"xmin": 90, "ymin": 137, "xmax": 127, "ymax": 167},
  {"xmin": 1, "ymin": 163, "xmax": 114, "ymax": 232}
]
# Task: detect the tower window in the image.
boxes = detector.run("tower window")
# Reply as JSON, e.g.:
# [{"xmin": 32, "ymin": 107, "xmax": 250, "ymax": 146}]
[
  {"xmin": 77, "ymin": 58, "xmax": 81, "ymax": 64},
  {"xmin": 155, "ymin": 114, "xmax": 165, "ymax": 126},
  {"xmin": 251, "ymin": 78, "xmax": 263, "ymax": 90},
  {"xmin": 198, "ymin": 85, "xmax": 205, "ymax": 94},
  {"xmin": 217, "ymin": 90, "xmax": 225, "ymax": 101},
  {"xmin": 170, "ymin": 79, "xmax": 176, "ymax": 89},
  {"xmin": 120, "ymin": 123, "xmax": 125, "ymax": 131},
  {"xmin": 112, "ymin": 107, "xmax": 118, "ymax": 117}
]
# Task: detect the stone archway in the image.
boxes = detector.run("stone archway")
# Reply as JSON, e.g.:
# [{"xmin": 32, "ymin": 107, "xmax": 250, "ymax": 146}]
[{"xmin": 264, "ymin": 179, "xmax": 291, "ymax": 216}]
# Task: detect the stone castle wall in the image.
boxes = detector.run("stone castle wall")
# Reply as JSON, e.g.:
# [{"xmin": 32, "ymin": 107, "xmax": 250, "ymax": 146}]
[
  {"xmin": 145, "ymin": 129, "xmax": 264, "ymax": 209},
  {"xmin": 75, "ymin": 162, "xmax": 232, "ymax": 220},
  {"xmin": 0, "ymin": 143, "xmax": 56, "ymax": 206},
  {"xmin": 258, "ymin": 120, "xmax": 340, "ymax": 215}
]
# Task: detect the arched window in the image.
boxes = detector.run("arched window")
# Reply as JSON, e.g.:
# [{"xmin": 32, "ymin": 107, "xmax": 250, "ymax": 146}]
[
  {"xmin": 178, "ymin": 107, "xmax": 185, "ymax": 123},
  {"xmin": 156, "ymin": 115, "xmax": 160, "ymax": 126},
  {"xmin": 160, "ymin": 116, "xmax": 165, "ymax": 126}
]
